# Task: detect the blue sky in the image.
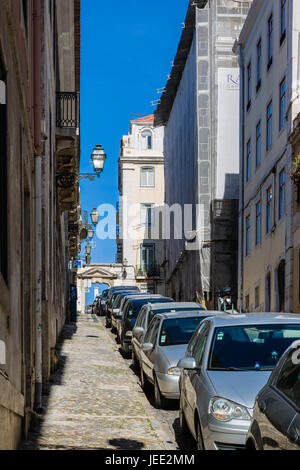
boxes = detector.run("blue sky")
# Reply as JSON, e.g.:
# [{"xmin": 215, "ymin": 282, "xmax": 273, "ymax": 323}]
[{"xmin": 80, "ymin": 0, "xmax": 189, "ymax": 266}]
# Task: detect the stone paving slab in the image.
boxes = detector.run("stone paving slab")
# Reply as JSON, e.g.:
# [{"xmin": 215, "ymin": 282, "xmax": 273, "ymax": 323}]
[{"xmin": 21, "ymin": 315, "xmax": 177, "ymax": 451}]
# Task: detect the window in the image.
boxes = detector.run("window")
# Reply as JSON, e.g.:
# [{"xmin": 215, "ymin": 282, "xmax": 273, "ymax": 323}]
[
  {"xmin": 255, "ymin": 201, "xmax": 261, "ymax": 245},
  {"xmin": 280, "ymin": 0, "xmax": 287, "ymax": 45},
  {"xmin": 279, "ymin": 169, "xmax": 286, "ymax": 220},
  {"xmin": 266, "ymin": 186, "xmax": 273, "ymax": 233},
  {"xmin": 246, "ymin": 215, "xmax": 251, "ymax": 256},
  {"xmin": 267, "ymin": 14, "xmax": 273, "ymax": 69},
  {"xmin": 276, "ymin": 354, "xmax": 300, "ymax": 409},
  {"xmin": 246, "ymin": 139, "xmax": 251, "ymax": 182},
  {"xmin": 159, "ymin": 317, "xmax": 203, "ymax": 347},
  {"xmin": 256, "ymin": 121, "xmax": 261, "ymax": 168},
  {"xmin": 140, "ymin": 167, "xmax": 155, "ymax": 188},
  {"xmin": 247, "ymin": 61, "xmax": 252, "ymax": 109},
  {"xmin": 193, "ymin": 325, "xmax": 209, "ymax": 366},
  {"xmin": 209, "ymin": 324, "xmax": 300, "ymax": 371},
  {"xmin": 267, "ymin": 101, "xmax": 273, "ymax": 150},
  {"xmin": 279, "ymin": 78, "xmax": 286, "ymax": 131},
  {"xmin": 140, "ymin": 203, "xmax": 154, "ymax": 228},
  {"xmin": 0, "ymin": 55, "xmax": 8, "ymax": 283},
  {"xmin": 140, "ymin": 243, "xmax": 156, "ymax": 274},
  {"xmin": 256, "ymin": 39, "xmax": 262, "ymax": 91},
  {"xmin": 141, "ymin": 130, "xmax": 152, "ymax": 150}
]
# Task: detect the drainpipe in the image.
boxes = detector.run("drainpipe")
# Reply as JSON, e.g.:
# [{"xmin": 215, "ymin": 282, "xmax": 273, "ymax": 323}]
[{"xmin": 33, "ymin": 0, "xmax": 43, "ymax": 413}]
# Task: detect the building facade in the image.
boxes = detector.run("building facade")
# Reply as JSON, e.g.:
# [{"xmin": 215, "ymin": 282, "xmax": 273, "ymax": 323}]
[
  {"xmin": 117, "ymin": 115, "xmax": 166, "ymax": 294},
  {"xmin": 0, "ymin": 0, "xmax": 81, "ymax": 449},
  {"xmin": 155, "ymin": 0, "xmax": 252, "ymax": 307},
  {"xmin": 236, "ymin": 0, "xmax": 299, "ymax": 313}
]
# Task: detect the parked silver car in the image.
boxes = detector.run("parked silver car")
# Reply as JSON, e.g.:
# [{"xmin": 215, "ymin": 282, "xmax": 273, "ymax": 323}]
[
  {"xmin": 178, "ymin": 313, "xmax": 300, "ymax": 450},
  {"xmin": 132, "ymin": 302, "xmax": 208, "ymax": 369},
  {"xmin": 140, "ymin": 311, "xmax": 216, "ymax": 409}
]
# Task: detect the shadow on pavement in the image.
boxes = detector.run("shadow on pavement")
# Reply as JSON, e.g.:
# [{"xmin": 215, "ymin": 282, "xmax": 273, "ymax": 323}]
[
  {"xmin": 19, "ymin": 322, "xmax": 78, "ymax": 450},
  {"xmin": 108, "ymin": 438, "xmax": 145, "ymax": 450}
]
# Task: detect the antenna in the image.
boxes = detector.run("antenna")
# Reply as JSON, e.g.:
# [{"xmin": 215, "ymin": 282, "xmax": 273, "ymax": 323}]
[{"xmin": 150, "ymin": 99, "xmax": 161, "ymax": 107}]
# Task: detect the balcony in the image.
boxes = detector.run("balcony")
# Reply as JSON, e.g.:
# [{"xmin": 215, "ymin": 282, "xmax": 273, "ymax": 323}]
[
  {"xmin": 56, "ymin": 92, "xmax": 80, "ymax": 128},
  {"xmin": 136, "ymin": 264, "xmax": 161, "ymax": 279}
]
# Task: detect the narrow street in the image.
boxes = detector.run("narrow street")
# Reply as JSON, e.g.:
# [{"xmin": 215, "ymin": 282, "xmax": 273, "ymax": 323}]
[{"xmin": 21, "ymin": 315, "xmax": 195, "ymax": 451}]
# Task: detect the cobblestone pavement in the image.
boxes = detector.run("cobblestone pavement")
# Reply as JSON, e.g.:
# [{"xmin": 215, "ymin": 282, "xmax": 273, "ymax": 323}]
[{"xmin": 21, "ymin": 314, "xmax": 196, "ymax": 451}]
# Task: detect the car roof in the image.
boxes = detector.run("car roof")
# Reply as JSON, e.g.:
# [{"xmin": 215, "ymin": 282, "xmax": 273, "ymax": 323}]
[
  {"xmin": 205, "ymin": 313, "xmax": 300, "ymax": 327},
  {"xmin": 145, "ymin": 302, "xmax": 205, "ymax": 311},
  {"xmin": 128, "ymin": 296, "xmax": 169, "ymax": 303},
  {"xmin": 156, "ymin": 311, "xmax": 213, "ymax": 320},
  {"xmin": 111, "ymin": 286, "xmax": 139, "ymax": 291}
]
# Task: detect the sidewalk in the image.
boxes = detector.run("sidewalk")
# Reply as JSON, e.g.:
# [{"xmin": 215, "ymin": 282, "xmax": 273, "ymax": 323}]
[{"xmin": 21, "ymin": 315, "xmax": 177, "ymax": 450}]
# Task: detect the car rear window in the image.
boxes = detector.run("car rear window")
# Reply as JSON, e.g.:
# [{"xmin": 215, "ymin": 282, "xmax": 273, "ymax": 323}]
[
  {"xmin": 159, "ymin": 317, "xmax": 203, "ymax": 346},
  {"xmin": 208, "ymin": 324, "xmax": 300, "ymax": 371},
  {"xmin": 127, "ymin": 298, "xmax": 171, "ymax": 319},
  {"xmin": 149, "ymin": 307, "xmax": 205, "ymax": 323}
]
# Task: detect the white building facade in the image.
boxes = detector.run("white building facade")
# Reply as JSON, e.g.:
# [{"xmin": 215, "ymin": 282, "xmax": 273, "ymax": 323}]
[
  {"xmin": 235, "ymin": 0, "xmax": 300, "ymax": 312},
  {"xmin": 155, "ymin": 0, "xmax": 252, "ymax": 307},
  {"xmin": 117, "ymin": 116, "xmax": 166, "ymax": 294}
]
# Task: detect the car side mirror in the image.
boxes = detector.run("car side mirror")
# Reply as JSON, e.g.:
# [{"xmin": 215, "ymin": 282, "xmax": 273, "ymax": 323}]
[
  {"xmin": 133, "ymin": 326, "xmax": 144, "ymax": 335},
  {"xmin": 142, "ymin": 342, "xmax": 153, "ymax": 352},
  {"xmin": 177, "ymin": 357, "xmax": 198, "ymax": 371}
]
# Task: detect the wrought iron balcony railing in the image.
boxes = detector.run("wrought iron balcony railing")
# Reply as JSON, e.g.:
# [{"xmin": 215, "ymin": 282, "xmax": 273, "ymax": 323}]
[
  {"xmin": 56, "ymin": 92, "xmax": 80, "ymax": 128},
  {"xmin": 136, "ymin": 264, "xmax": 161, "ymax": 278}
]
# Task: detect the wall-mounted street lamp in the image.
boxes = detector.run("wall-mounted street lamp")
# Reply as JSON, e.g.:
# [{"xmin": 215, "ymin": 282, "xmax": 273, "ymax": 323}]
[
  {"xmin": 87, "ymin": 227, "xmax": 94, "ymax": 240},
  {"xmin": 85, "ymin": 243, "xmax": 92, "ymax": 256},
  {"xmin": 90, "ymin": 208, "xmax": 99, "ymax": 226},
  {"xmin": 79, "ymin": 145, "xmax": 107, "ymax": 181}
]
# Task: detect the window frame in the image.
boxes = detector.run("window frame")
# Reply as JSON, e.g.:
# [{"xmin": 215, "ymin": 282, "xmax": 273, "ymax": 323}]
[
  {"xmin": 256, "ymin": 121, "xmax": 262, "ymax": 168},
  {"xmin": 140, "ymin": 166, "xmax": 155, "ymax": 188},
  {"xmin": 246, "ymin": 214, "xmax": 251, "ymax": 257},
  {"xmin": 279, "ymin": 168, "xmax": 286, "ymax": 220},
  {"xmin": 266, "ymin": 185, "xmax": 273, "ymax": 234},
  {"xmin": 246, "ymin": 138, "xmax": 251, "ymax": 182},
  {"xmin": 267, "ymin": 13, "xmax": 273, "ymax": 70},
  {"xmin": 266, "ymin": 100, "xmax": 273, "ymax": 151},
  {"xmin": 256, "ymin": 38, "xmax": 262, "ymax": 91},
  {"xmin": 247, "ymin": 61, "xmax": 252, "ymax": 110},
  {"xmin": 255, "ymin": 200, "xmax": 262, "ymax": 246},
  {"xmin": 280, "ymin": 0, "xmax": 287, "ymax": 46},
  {"xmin": 279, "ymin": 77, "xmax": 286, "ymax": 131}
]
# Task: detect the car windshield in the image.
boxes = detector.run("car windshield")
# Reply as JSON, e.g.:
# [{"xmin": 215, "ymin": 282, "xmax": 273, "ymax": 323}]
[
  {"xmin": 128, "ymin": 298, "xmax": 171, "ymax": 319},
  {"xmin": 149, "ymin": 307, "xmax": 204, "ymax": 323},
  {"xmin": 208, "ymin": 324, "xmax": 300, "ymax": 371},
  {"xmin": 159, "ymin": 317, "xmax": 203, "ymax": 346}
]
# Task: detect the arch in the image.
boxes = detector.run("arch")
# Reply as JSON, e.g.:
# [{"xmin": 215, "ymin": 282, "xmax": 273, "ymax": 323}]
[{"xmin": 140, "ymin": 128, "xmax": 153, "ymax": 150}]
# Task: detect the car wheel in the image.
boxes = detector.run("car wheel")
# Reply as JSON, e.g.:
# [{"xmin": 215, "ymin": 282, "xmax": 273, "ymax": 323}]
[
  {"xmin": 196, "ymin": 417, "xmax": 205, "ymax": 451},
  {"xmin": 179, "ymin": 397, "xmax": 190, "ymax": 436},
  {"xmin": 154, "ymin": 375, "xmax": 168, "ymax": 409}
]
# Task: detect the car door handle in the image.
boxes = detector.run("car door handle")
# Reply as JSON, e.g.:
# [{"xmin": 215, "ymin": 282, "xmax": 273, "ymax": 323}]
[
  {"xmin": 258, "ymin": 400, "xmax": 266, "ymax": 414},
  {"xmin": 287, "ymin": 427, "xmax": 299, "ymax": 444}
]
